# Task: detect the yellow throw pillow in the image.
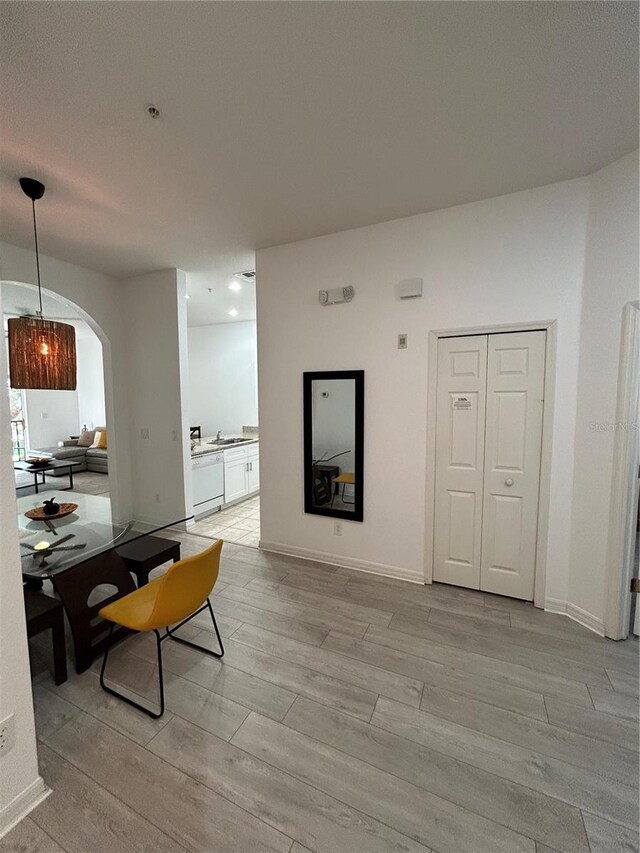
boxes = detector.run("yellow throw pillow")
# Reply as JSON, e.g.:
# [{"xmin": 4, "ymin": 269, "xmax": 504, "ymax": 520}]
[{"xmin": 91, "ymin": 429, "xmax": 107, "ymax": 449}]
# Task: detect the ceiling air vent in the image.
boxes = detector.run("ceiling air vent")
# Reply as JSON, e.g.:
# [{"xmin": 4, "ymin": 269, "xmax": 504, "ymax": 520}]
[{"xmin": 235, "ymin": 270, "xmax": 256, "ymax": 282}]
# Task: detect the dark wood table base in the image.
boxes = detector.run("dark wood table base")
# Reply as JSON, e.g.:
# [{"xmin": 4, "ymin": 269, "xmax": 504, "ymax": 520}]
[
  {"xmin": 52, "ymin": 550, "xmax": 137, "ymax": 674},
  {"xmin": 117, "ymin": 536, "xmax": 181, "ymax": 587},
  {"xmin": 50, "ymin": 537, "xmax": 181, "ymax": 674},
  {"xmin": 24, "ymin": 588, "xmax": 67, "ymax": 685}
]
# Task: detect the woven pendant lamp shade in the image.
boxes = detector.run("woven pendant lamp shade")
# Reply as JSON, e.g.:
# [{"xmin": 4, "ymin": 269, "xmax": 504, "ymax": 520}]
[{"xmin": 8, "ymin": 316, "xmax": 77, "ymax": 390}]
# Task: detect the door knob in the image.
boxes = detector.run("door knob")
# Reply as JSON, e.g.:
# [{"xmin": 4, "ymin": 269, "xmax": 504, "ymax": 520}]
[{"xmin": 505, "ymin": 478, "xmax": 514, "ymax": 487}]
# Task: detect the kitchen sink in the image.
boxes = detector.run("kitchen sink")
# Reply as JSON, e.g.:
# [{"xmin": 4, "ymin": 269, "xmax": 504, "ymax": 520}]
[{"xmin": 207, "ymin": 438, "xmax": 250, "ymax": 446}]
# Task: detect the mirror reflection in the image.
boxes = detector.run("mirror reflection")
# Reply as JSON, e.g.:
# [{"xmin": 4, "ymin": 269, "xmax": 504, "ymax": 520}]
[{"xmin": 304, "ymin": 370, "xmax": 364, "ymax": 521}]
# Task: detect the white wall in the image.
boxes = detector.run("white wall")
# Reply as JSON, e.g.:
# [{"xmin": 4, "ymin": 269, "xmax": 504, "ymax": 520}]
[
  {"xmin": 123, "ymin": 268, "xmax": 191, "ymax": 524},
  {"xmin": 569, "ymin": 151, "xmax": 640, "ymax": 629},
  {"xmin": 188, "ymin": 321, "xmax": 258, "ymax": 436},
  {"xmin": 257, "ymin": 177, "xmax": 590, "ymax": 594},
  {"xmin": 23, "ymin": 389, "xmax": 79, "ymax": 450},
  {"xmin": 0, "ymin": 291, "xmax": 47, "ymax": 835},
  {"xmin": 76, "ymin": 334, "xmax": 106, "ymax": 430}
]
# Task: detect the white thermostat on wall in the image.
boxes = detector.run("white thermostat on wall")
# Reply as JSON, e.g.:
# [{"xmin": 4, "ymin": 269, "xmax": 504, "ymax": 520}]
[{"xmin": 319, "ymin": 286, "xmax": 354, "ymax": 306}]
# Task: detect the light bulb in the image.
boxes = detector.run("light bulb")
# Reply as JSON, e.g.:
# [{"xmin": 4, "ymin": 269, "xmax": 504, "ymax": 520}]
[
  {"xmin": 34, "ymin": 540, "xmax": 50, "ymax": 551},
  {"xmin": 39, "ymin": 339, "xmax": 49, "ymax": 356}
]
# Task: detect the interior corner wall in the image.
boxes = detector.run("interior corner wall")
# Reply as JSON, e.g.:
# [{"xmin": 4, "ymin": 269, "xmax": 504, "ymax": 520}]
[
  {"xmin": 76, "ymin": 334, "xmax": 106, "ymax": 430},
  {"xmin": 122, "ymin": 268, "xmax": 190, "ymax": 523},
  {"xmin": 257, "ymin": 177, "xmax": 589, "ymax": 594},
  {"xmin": 0, "ymin": 291, "xmax": 45, "ymax": 834},
  {"xmin": 568, "ymin": 150, "xmax": 640, "ymax": 630},
  {"xmin": 187, "ymin": 320, "xmax": 258, "ymax": 436},
  {"xmin": 0, "ymin": 242, "xmax": 133, "ymax": 521}
]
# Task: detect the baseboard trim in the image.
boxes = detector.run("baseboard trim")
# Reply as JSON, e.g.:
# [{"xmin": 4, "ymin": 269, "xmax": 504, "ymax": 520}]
[
  {"xmin": 544, "ymin": 597, "xmax": 604, "ymax": 636},
  {"xmin": 0, "ymin": 776, "xmax": 50, "ymax": 839},
  {"xmin": 257, "ymin": 544, "xmax": 606, "ymax": 633},
  {"xmin": 543, "ymin": 597, "xmax": 567, "ymax": 615},
  {"xmin": 566, "ymin": 602, "xmax": 605, "ymax": 636},
  {"xmin": 258, "ymin": 540, "xmax": 424, "ymax": 584}
]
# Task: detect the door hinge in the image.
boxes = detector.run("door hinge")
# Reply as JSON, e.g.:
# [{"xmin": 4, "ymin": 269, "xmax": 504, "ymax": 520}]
[{"xmin": 630, "ymin": 578, "xmax": 640, "ymax": 594}]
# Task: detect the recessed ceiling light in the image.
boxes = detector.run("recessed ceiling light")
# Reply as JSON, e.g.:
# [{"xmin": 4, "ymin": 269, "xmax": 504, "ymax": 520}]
[
  {"xmin": 228, "ymin": 308, "xmax": 239, "ymax": 317},
  {"xmin": 185, "ymin": 294, "xmax": 191, "ymax": 299},
  {"xmin": 228, "ymin": 281, "xmax": 243, "ymax": 292}
]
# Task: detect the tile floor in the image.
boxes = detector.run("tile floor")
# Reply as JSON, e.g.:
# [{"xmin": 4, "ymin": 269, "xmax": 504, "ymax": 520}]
[
  {"xmin": 190, "ymin": 495, "xmax": 260, "ymax": 547},
  {"xmin": 7, "ymin": 534, "xmax": 639, "ymax": 853}
]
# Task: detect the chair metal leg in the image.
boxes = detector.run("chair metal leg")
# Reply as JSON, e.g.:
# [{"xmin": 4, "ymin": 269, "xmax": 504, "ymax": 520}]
[
  {"xmin": 99, "ymin": 624, "xmax": 165, "ymax": 718},
  {"xmin": 341, "ymin": 482, "xmax": 355, "ymax": 506},
  {"xmin": 166, "ymin": 598, "xmax": 224, "ymax": 658}
]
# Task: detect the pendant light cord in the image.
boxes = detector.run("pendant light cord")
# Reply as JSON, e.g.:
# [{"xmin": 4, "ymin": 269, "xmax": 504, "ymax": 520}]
[{"xmin": 31, "ymin": 197, "xmax": 43, "ymax": 316}]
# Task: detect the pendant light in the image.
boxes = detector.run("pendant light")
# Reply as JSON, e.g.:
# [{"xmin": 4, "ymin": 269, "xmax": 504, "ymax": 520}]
[{"xmin": 7, "ymin": 178, "xmax": 77, "ymax": 390}]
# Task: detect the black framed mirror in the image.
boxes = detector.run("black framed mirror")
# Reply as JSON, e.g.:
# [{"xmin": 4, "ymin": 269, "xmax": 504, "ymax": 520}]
[{"xmin": 303, "ymin": 370, "xmax": 364, "ymax": 522}]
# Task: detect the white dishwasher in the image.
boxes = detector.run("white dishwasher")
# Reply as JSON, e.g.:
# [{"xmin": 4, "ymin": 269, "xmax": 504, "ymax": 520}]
[{"xmin": 192, "ymin": 452, "xmax": 224, "ymax": 518}]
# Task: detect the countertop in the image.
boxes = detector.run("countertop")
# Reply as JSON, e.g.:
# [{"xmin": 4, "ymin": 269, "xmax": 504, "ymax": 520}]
[{"xmin": 191, "ymin": 435, "xmax": 259, "ymax": 457}]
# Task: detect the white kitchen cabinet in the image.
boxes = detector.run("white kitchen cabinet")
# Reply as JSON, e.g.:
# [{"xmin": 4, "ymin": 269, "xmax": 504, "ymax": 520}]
[
  {"xmin": 224, "ymin": 456, "xmax": 249, "ymax": 503},
  {"xmin": 247, "ymin": 454, "xmax": 260, "ymax": 494},
  {"xmin": 223, "ymin": 442, "xmax": 259, "ymax": 504}
]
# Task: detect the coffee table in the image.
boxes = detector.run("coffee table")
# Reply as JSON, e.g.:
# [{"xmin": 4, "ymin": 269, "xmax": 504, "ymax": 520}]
[{"xmin": 15, "ymin": 459, "xmax": 83, "ymax": 494}]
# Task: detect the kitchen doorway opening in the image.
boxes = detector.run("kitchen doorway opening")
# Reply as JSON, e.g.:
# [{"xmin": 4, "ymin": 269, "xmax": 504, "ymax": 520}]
[{"xmin": 185, "ymin": 268, "xmax": 260, "ymax": 547}]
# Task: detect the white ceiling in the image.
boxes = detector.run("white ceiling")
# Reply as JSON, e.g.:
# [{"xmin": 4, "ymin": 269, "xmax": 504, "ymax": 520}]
[{"xmin": 0, "ymin": 2, "xmax": 637, "ymax": 326}]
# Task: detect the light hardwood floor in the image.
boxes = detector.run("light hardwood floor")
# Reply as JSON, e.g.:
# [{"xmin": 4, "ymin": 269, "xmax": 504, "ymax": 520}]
[{"xmin": 4, "ymin": 535, "xmax": 639, "ymax": 853}]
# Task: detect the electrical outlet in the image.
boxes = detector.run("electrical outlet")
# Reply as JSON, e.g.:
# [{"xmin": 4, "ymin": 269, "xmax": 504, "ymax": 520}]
[
  {"xmin": 0, "ymin": 714, "xmax": 15, "ymax": 757},
  {"xmin": 140, "ymin": 427, "xmax": 150, "ymax": 440},
  {"xmin": 334, "ymin": 521, "xmax": 342, "ymax": 536},
  {"xmin": 398, "ymin": 333, "xmax": 408, "ymax": 349}
]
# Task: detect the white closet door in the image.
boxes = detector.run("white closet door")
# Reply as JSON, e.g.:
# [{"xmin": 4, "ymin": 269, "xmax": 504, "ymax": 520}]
[
  {"xmin": 480, "ymin": 330, "xmax": 546, "ymax": 600},
  {"xmin": 433, "ymin": 335, "xmax": 488, "ymax": 589}
]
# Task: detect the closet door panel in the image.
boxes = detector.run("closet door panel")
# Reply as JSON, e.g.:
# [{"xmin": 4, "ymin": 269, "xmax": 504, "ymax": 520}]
[
  {"xmin": 480, "ymin": 331, "xmax": 546, "ymax": 600},
  {"xmin": 433, "ymin": 335, "xmax": 488, "ymax": 589}
]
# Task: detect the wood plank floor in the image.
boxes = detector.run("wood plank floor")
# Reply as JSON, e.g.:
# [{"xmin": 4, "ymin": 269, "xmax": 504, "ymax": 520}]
[{"xmin": 4, "ymin": 535, "xmax": 639, "ymax": 853}]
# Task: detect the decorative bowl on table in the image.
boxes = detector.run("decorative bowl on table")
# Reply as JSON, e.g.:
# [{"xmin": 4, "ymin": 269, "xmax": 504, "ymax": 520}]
[
  {"xmin": 26, "ymin": 456, "xmax": 52, "ymax": 468},
  {"xmin": 25, "ymin": 502, "xmax": 78, "ymax": 521}
]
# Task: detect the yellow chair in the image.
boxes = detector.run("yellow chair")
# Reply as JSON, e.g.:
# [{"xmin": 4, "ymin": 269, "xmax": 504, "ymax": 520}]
[
  {"xmin": 98, "ymin": 539, "xmax": 224, "ymax": 718},
  {"xmin": 331, "ymin": 472, "xmax": 356, "ymax": 507}
]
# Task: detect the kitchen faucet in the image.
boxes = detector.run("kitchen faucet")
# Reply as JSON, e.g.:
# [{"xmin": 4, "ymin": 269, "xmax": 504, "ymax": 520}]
[{"xmin": 216, "ymin": 430, "xmax": 222, "ymax": 440}]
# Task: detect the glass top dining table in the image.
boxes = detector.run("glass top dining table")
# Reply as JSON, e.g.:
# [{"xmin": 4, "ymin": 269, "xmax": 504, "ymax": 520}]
[{"xmin": 17, "ymin": 491, "xmax": 191, "ymax": 582}]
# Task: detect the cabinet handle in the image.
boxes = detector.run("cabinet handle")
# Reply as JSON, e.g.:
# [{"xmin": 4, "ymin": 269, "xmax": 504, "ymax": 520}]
[
  {"xmin": 250, "ymin": 462, "xmax": 253, "ymax": 471},
  {"xmin": 505, "ymin": 478, "xmax": 514, "ymax": 487}
]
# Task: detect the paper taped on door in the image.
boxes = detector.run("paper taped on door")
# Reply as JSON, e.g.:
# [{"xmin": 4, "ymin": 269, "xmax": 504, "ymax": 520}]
[{"xmin": 452, "ymin": 396, "xmax": 473, "ymax": 409}]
